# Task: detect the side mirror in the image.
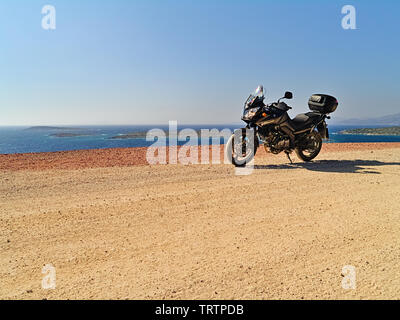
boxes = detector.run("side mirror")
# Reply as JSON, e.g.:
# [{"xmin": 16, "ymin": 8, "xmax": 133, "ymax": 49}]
[{"xmin": 284, "ymin": 91, "xmax": 293, "ymax": 99}]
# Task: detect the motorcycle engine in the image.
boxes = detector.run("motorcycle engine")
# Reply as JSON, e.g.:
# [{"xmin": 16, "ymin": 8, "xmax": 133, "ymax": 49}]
[{"xmin": 262, "ymin": 131, "xmax": 291, "ymax": 154}]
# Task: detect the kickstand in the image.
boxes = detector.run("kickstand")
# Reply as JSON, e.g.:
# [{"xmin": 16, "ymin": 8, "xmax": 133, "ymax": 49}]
[{"xmin": 285, "ymin": 151, "xmax": 293, "ymax": 164}]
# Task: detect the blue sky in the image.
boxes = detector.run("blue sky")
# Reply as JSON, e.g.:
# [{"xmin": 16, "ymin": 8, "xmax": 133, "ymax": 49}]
[{"xmin": 0, "ymin": 0, "xmax": 399, "ymax": 125}]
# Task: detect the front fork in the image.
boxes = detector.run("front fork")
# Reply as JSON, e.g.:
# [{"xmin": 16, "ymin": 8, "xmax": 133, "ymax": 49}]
[{"xmin": 241, "ymin": 127, "xmax": 259, "ymax": 155}]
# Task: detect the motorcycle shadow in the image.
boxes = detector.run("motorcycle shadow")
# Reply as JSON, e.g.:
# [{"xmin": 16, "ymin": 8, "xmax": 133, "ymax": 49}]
[{"xmin": 254, "ymin": 159, "xmax": 400, "ymax": 174}]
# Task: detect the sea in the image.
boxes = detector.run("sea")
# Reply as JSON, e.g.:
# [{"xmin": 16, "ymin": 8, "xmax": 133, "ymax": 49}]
[{"xmin": 1, "ymin": 124, "xmax": 400, "ymax": 155}]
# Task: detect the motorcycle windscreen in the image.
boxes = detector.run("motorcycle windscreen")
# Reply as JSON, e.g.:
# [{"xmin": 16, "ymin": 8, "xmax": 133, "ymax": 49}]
[{"xmin": 244, "ymin": 85, "xmax": 264, "ymax": 108}]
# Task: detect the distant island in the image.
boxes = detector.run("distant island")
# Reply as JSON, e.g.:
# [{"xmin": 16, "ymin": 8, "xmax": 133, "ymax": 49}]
[
  {"xmin": 49, "ymin": 133, "xmax": 90, "ymax": 138},
  {"xmin": 340, "ymin": 126, "xmax": 400, "ymax": 136},
  {"xmin": 109, "ymin": 130, "xmax": 203, "ymax": 140},
  {"xmin": 25, "ymin": 126, "xmax": 82, "ymax": 131},
  {"xmin": 109, "ymin": 132, "xmax": 148, "ymax": 139}
]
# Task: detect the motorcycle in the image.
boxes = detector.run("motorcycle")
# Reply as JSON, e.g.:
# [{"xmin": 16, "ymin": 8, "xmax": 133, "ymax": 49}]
[{"xmin": 227, "ymin": 85, "xmax": 338, "ymax": 167}]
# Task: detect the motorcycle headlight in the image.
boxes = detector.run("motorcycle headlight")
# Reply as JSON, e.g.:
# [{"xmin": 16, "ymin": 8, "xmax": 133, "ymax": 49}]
[{"xmin": 243, "ymin": 107, "xmax": 258, "ymax": 120}]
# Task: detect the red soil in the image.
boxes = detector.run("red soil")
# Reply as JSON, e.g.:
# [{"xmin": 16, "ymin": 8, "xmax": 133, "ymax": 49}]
[{"xmin": 1, "ymin": 143, "xmax": 400, "ymax": 171}]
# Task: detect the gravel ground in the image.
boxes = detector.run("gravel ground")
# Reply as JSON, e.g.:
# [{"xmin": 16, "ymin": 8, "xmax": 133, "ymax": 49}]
[{"xmin": 1, "ymin": 143, "xmax": 400, "ymax": 299}]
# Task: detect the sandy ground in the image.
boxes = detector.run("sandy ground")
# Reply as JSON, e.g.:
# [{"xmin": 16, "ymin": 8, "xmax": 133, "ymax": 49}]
[{"xmin": 1, "ymin": 143, "xmax": 400, "ymax": 299}]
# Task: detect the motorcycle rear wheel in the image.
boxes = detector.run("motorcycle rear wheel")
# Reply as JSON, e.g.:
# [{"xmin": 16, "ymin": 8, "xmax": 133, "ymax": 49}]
[{"xmin": 295, "ymin": 131, "xmax": 322, "ymax": 162}]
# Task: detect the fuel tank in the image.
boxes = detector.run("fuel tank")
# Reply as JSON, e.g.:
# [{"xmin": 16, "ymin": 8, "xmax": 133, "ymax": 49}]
[{"xmin": 255, "ymin": 111, "xmax": 289, "ymax": 127}]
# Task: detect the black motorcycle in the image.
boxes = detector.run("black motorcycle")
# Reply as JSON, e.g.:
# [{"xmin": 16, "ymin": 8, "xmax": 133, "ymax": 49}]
[{"xmin": 227, "ymin": 85, "xmax": 338, "ymax": 167}]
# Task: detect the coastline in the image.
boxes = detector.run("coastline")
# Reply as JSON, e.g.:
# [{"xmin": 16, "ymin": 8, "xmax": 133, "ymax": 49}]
[
  {"xmin": 339, "ymin": 133, "xmax": 400, "ymax": 136},
  {"xmin": 339, "ymin": 126, "xmax": 400, "ymax": 136}
]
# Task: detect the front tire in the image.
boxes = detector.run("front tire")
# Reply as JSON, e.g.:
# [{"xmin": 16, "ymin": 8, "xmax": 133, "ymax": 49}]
[
  {"xmin": 225, "ymin": 132, "xmax": 257, "ymax": 167},
  {"xmin": 295, "ymin": 131, "xmax": 322, "ymax": 162}
]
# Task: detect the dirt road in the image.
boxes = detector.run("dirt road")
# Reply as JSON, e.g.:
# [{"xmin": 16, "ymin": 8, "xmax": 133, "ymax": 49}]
[{"xmin": 1, "ymin": 143, "xmax": 400, "ymax": 299}]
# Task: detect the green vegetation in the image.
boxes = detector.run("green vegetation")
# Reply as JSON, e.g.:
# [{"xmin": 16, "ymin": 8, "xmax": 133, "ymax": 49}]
[{"xmin": 340, "ymin": 126, "xmax": 400, "ymax": 135}]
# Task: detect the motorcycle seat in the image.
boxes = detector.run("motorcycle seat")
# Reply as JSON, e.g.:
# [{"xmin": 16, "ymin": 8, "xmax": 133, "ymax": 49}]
[{"xmin": 290, "ymin": 112, "xmax": 322, "ymax": 131}]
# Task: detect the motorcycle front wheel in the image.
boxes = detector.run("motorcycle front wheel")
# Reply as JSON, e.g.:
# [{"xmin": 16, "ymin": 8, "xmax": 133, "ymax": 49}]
[
  {"xmin": 295, "ymin": 131, "xmax": 322, "ymax": 162},
  {"xmin": 225, "ymin": 133, "xmax": 257, "ymax": 167}
]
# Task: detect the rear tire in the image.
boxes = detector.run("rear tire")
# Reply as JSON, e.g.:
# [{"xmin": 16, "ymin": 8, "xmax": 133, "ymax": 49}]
[{"xmin": 295, "ymin": 131, "xmax": 322, "ymax": 162}]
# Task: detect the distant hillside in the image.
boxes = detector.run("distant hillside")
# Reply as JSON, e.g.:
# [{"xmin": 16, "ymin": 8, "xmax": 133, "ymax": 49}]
[
  {"xmin": 25, "ymin": 126, "xmax": 81, "ymax": 131},
  {"xmin": 340, "ymin": 126, "xmax": 400, "ymax": 136},
  {"xmin": 333, "ymin": 113, "xmax": 400, "ymax": 126}
]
